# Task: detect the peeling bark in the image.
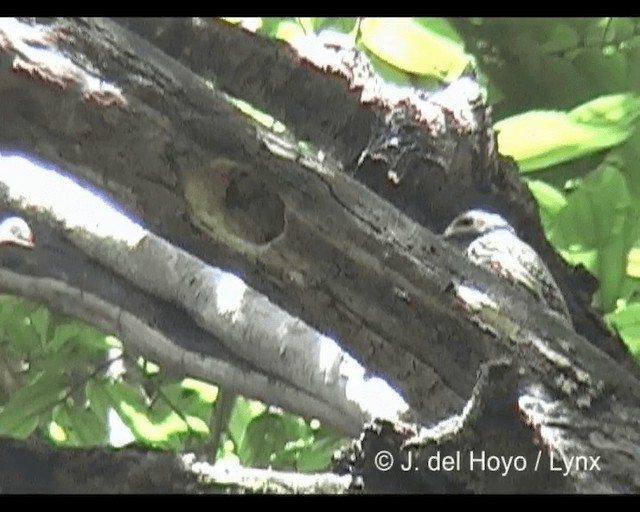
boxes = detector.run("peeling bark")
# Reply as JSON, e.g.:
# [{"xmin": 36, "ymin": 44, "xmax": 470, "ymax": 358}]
[{"xmin": 0, "ymin": 17, "xmax": 638, "ymax": 493}]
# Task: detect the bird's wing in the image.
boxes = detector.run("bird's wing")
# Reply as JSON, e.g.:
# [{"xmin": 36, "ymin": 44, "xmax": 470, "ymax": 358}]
[
  {"xmin": 468, "ymin": 230, "xmax": 570, "ymax": 321},
  {"xmin": 468, "ymin": 233, "xmax": 543, "ymax": 298}
]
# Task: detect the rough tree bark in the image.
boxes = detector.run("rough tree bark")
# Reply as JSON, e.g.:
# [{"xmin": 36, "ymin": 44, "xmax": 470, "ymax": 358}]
[{"xmin": 0, "ymin": 17, "xmax": 638, "ymax": 493}]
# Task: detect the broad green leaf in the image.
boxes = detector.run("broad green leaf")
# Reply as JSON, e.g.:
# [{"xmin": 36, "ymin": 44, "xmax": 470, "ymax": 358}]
[
  {"xmin": 90, "ymin": 380, "xmax": 209, "ymax": 448},
  {"xmin": 229, "ymin": 397, "xmax": 266, "ymax": 449},
  {"xmin": 86, "ymin": 381, "xmax": 156, "ymax": 440},
  {"xmin": 604, "ymin": 17, "xmax": 636, "ymax": 41},
  {"xmin": 271, "ymin": 436, "xmax": 307, "ymax": 468},
  {"xmin": 552, "ymin": 163, "xmax": 636, "ymax": 311},
  {"xmin": 238, "ymin": 412, "xmax": 287, "ymax": 467},
  {"xmin": 526, "ymin": 180, "xmax": 567, "ymax": 231},
  {"xmin": 295, "ymin": 429, "xmax": 345, "ymax": 472},
  {"xmin": 295, "ymin": 17, "xmax": 315, "ymax": 35},
  {"xmin": 29, "ymin": 307, "xmax": 51, "ymax": 344},
  {"xmin": 155, "ymin": 381, "xmax": 212, "ymax": 423},
  {"xmin": 314, "ymin": 17, "xmax": 358, "ymax": 35},
  {"xmin": 51, "ymin": 403, "xmax": 108, "ymax": 446},
  {"xmin": 496, "ymin": 94, "xmax": 640, "ymax": 172},
  {"xmin": 606, "ymin": 303, "xmax": 640, "ymax": 357},
  {"xmin": 540, "ymin": 23, "xmax": 579, "ymax": 53},
  {"xmin": 0, "ymin": 312, "xmax": 41, "ymax": 353},
  {"xmin": 0, "ymin": 411, "xmax": 39, "ymax": 439},
  {"xmin": 147, "ymin": 404, "xmax": 208, "ymax": 441},
  {"xmin": 181, "ymin": 378, "xmax": 218, "ymax": 403},
  {"xmin": 572, "ymin": 48, "xmax": 630, "ymax": 96},
  {"xmin": 627, "ymin": 247, "xmax": 640, "ymax": 278},
  {"xmin": 360, "ymin": 18, "xmax": 471, "ymax": 81},
  {"xmin": 49, "ymin": 419, "xmax": 67, "ymax": 442},
  {"xmin": 569, "ymin": 93, "xmax": 640, "ymax": 127},
  {"xmin": 86, "ymin": 379, "xmax": 115, "ymax": 422},
  {"xmin": 363, "ymin": 49, "xmax": 413, "ymax": 87},
  {"xmin": 257, "ymin": 18, "xmax": 286, "ymax": 37},
  {"xmin": 238, "ymin": 409, "xmax": 317, "ymax": 469},
  {"xmin": 615, "ymin": 278, "xmax": 640, "ymax": 317},
  {"xmin": 448, "ymin": 18, "xmax": 640, "ymax": 111},
  {"xmin": 29, "ymin": 342, "xmax": 95, "ymax": 374},
  {"xmin": 413, "ymin": 18, "xmax": 465, "ymax": 44},
  {"xmin": 48, "ymin": 323, "xmax": 115, "ymax": 352},
  {"xmin": 274, "ymin": 20, "xmax": 307, "ymax": 43},
  {"xmin": 0, "ymin": 296, "xmax": 40, "ymax": 321},
  {"xmin": 0, "ymin": 372, "xmax": 68, "ymax": 436}
]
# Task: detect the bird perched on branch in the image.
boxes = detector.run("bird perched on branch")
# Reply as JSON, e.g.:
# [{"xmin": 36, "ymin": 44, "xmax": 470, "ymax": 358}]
[
  {"xmin": 0, "ymin": 217, "xmax": 34, "ymax": 249},
  {"xmin": 443, "ymin": 209, "xmax": 571, "ymax": 325}
]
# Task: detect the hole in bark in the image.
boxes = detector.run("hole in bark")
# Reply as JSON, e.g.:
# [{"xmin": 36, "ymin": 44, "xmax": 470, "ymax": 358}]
[{"xmin": 224, "ymin": 172, "xmax": 285, "ymax": 245}]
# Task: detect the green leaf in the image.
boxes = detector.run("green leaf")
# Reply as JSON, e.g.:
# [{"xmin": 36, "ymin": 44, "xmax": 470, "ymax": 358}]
[
  {"xmin": 539, "ymin": 23, "xmax": 579, "ymax": 53},
  {"xmin": 0, "ymin": 300, "xmax": 42, "ymax": 353},
  {"xmin": 29, "ymin": 307, "xmax": 51, "ymax": 344},
  {"xmin": 360, "ymin": 18, "xmax": 471, "ymax": 81},
  {"xmin": 314, "ymin": 17, "xmax": 358, "ymax": 35},
  {"xmin": 88, "ymin": 379, "xmax": 211, "ymax": 448},
  {"xmin": 295, "ymin": 428, "xmax": 346, "ymax": 472},
  {"xmin": 605, "ymin": 302, "xmax": 640, "ymax": 357},
  {"xmin": 273, "ymin": 20, "xmax": 307, "ymax": 43},
  {"xmin": 363, "ymin": 49, "xmax": 413, "ymax": 87},
  {"xmin": 526, "ymin": 180, "xmax": 567, "ymax": 232},
  {"xmin": 229, "ymin": 397, "xmax": 266, "ymax": 449},
  {"xmin": 0, "ymin": 411, "xmax": 39, "ymax": 438},
  {"xmin": 180, "ymin": 378, "xmax": 218, "ymax": 403},
  {"xmin": 86, "ymin": 379, "xmax": 114, "ymax": 421},
  {"xmin": 48, "ymin": 323, "xmax": 115, "ymax": 353},
  {"xmin": 0, "ymin": 372, "xmax": 68, "ymax": 436},
  {"xmin": 551, "ymin": 162, "xmax": 636, "ymax": 311},
  {"xmin": 238, "ymin": 412, "xmax": 288, "ymax": 467},
  {"xmin": 496, "ymin": 94, "xmax": 640, "ymax": 172},
  {"xmin": 569, "ymin": 93, "xmax": 640, "ymax": 127},
  {"xmin": 106, "ymin": 381, "xmax": 179, "ymax": 446},
  {"xmin": 155, "ymin": 381, "xmax": 212, "ymax": 424},
  {"xmin": 51, "ymin": 403, "xmax": 108, "ymax": 446},
  {"xmin": 413, "ymin": 18, "xmax": 465, "ymax": 44},
  {"xmin": 627, "ymin": 247, "xmax": 640, "ymax": 278}
]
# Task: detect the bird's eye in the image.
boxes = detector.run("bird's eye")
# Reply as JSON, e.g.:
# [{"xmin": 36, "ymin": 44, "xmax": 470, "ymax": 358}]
[{"xmin": 459, "ymin": 217, "xmax": 474, "ymax": 227}]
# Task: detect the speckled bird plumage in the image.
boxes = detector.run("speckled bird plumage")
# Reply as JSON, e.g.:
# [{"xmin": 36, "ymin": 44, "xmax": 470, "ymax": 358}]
[{"xmin": 443, "ymin": 209, "xmax": 571, "ymax": 324}]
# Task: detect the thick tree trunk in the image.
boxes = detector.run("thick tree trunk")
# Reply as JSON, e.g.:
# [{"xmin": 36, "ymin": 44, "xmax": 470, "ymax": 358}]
[{"xmin": 0, "ymin": 17, "xmax": 637, "ymax": 493}]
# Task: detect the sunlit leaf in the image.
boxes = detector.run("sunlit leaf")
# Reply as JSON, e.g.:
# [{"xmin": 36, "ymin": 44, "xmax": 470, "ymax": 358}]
[
  {"xmin": 496, "ymin": 94, "xmax": 640, "ymax": 172},
  {"xmin": 627, "ymin": 247, "xmax": 640, "ymax": 278},
  {"xmin": 526, "ymin": 180, "xmax": 567, "ymax": 231},
  {"xmin": 360, "ymin": 18, "xmax": 471, "ymax": 81},
  {"xmin": 51, "ymin": 403, "xmax": 108, "ymax": 446},
  {"xmin": 273, "ymin": 20, "xmax": 306, "ymax": 43}
]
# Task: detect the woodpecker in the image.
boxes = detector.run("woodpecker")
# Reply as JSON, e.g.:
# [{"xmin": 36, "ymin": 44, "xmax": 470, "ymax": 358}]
[
  {"xmin": 443, "ymin": 209, "xmax": 571, "ymax": 324},
  {"xmin": 0, "ymin": 217, "xmax": 34, "ymax": 249}
]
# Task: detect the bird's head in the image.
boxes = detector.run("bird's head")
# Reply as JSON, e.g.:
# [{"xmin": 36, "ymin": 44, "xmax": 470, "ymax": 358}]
[
  {"xmin": 0, "ymin": 216, "xmax": 35, "ymax": 249},
  {"xmin": 443, "ymin": 209, "xmax": 514, "ymax": 242}
]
